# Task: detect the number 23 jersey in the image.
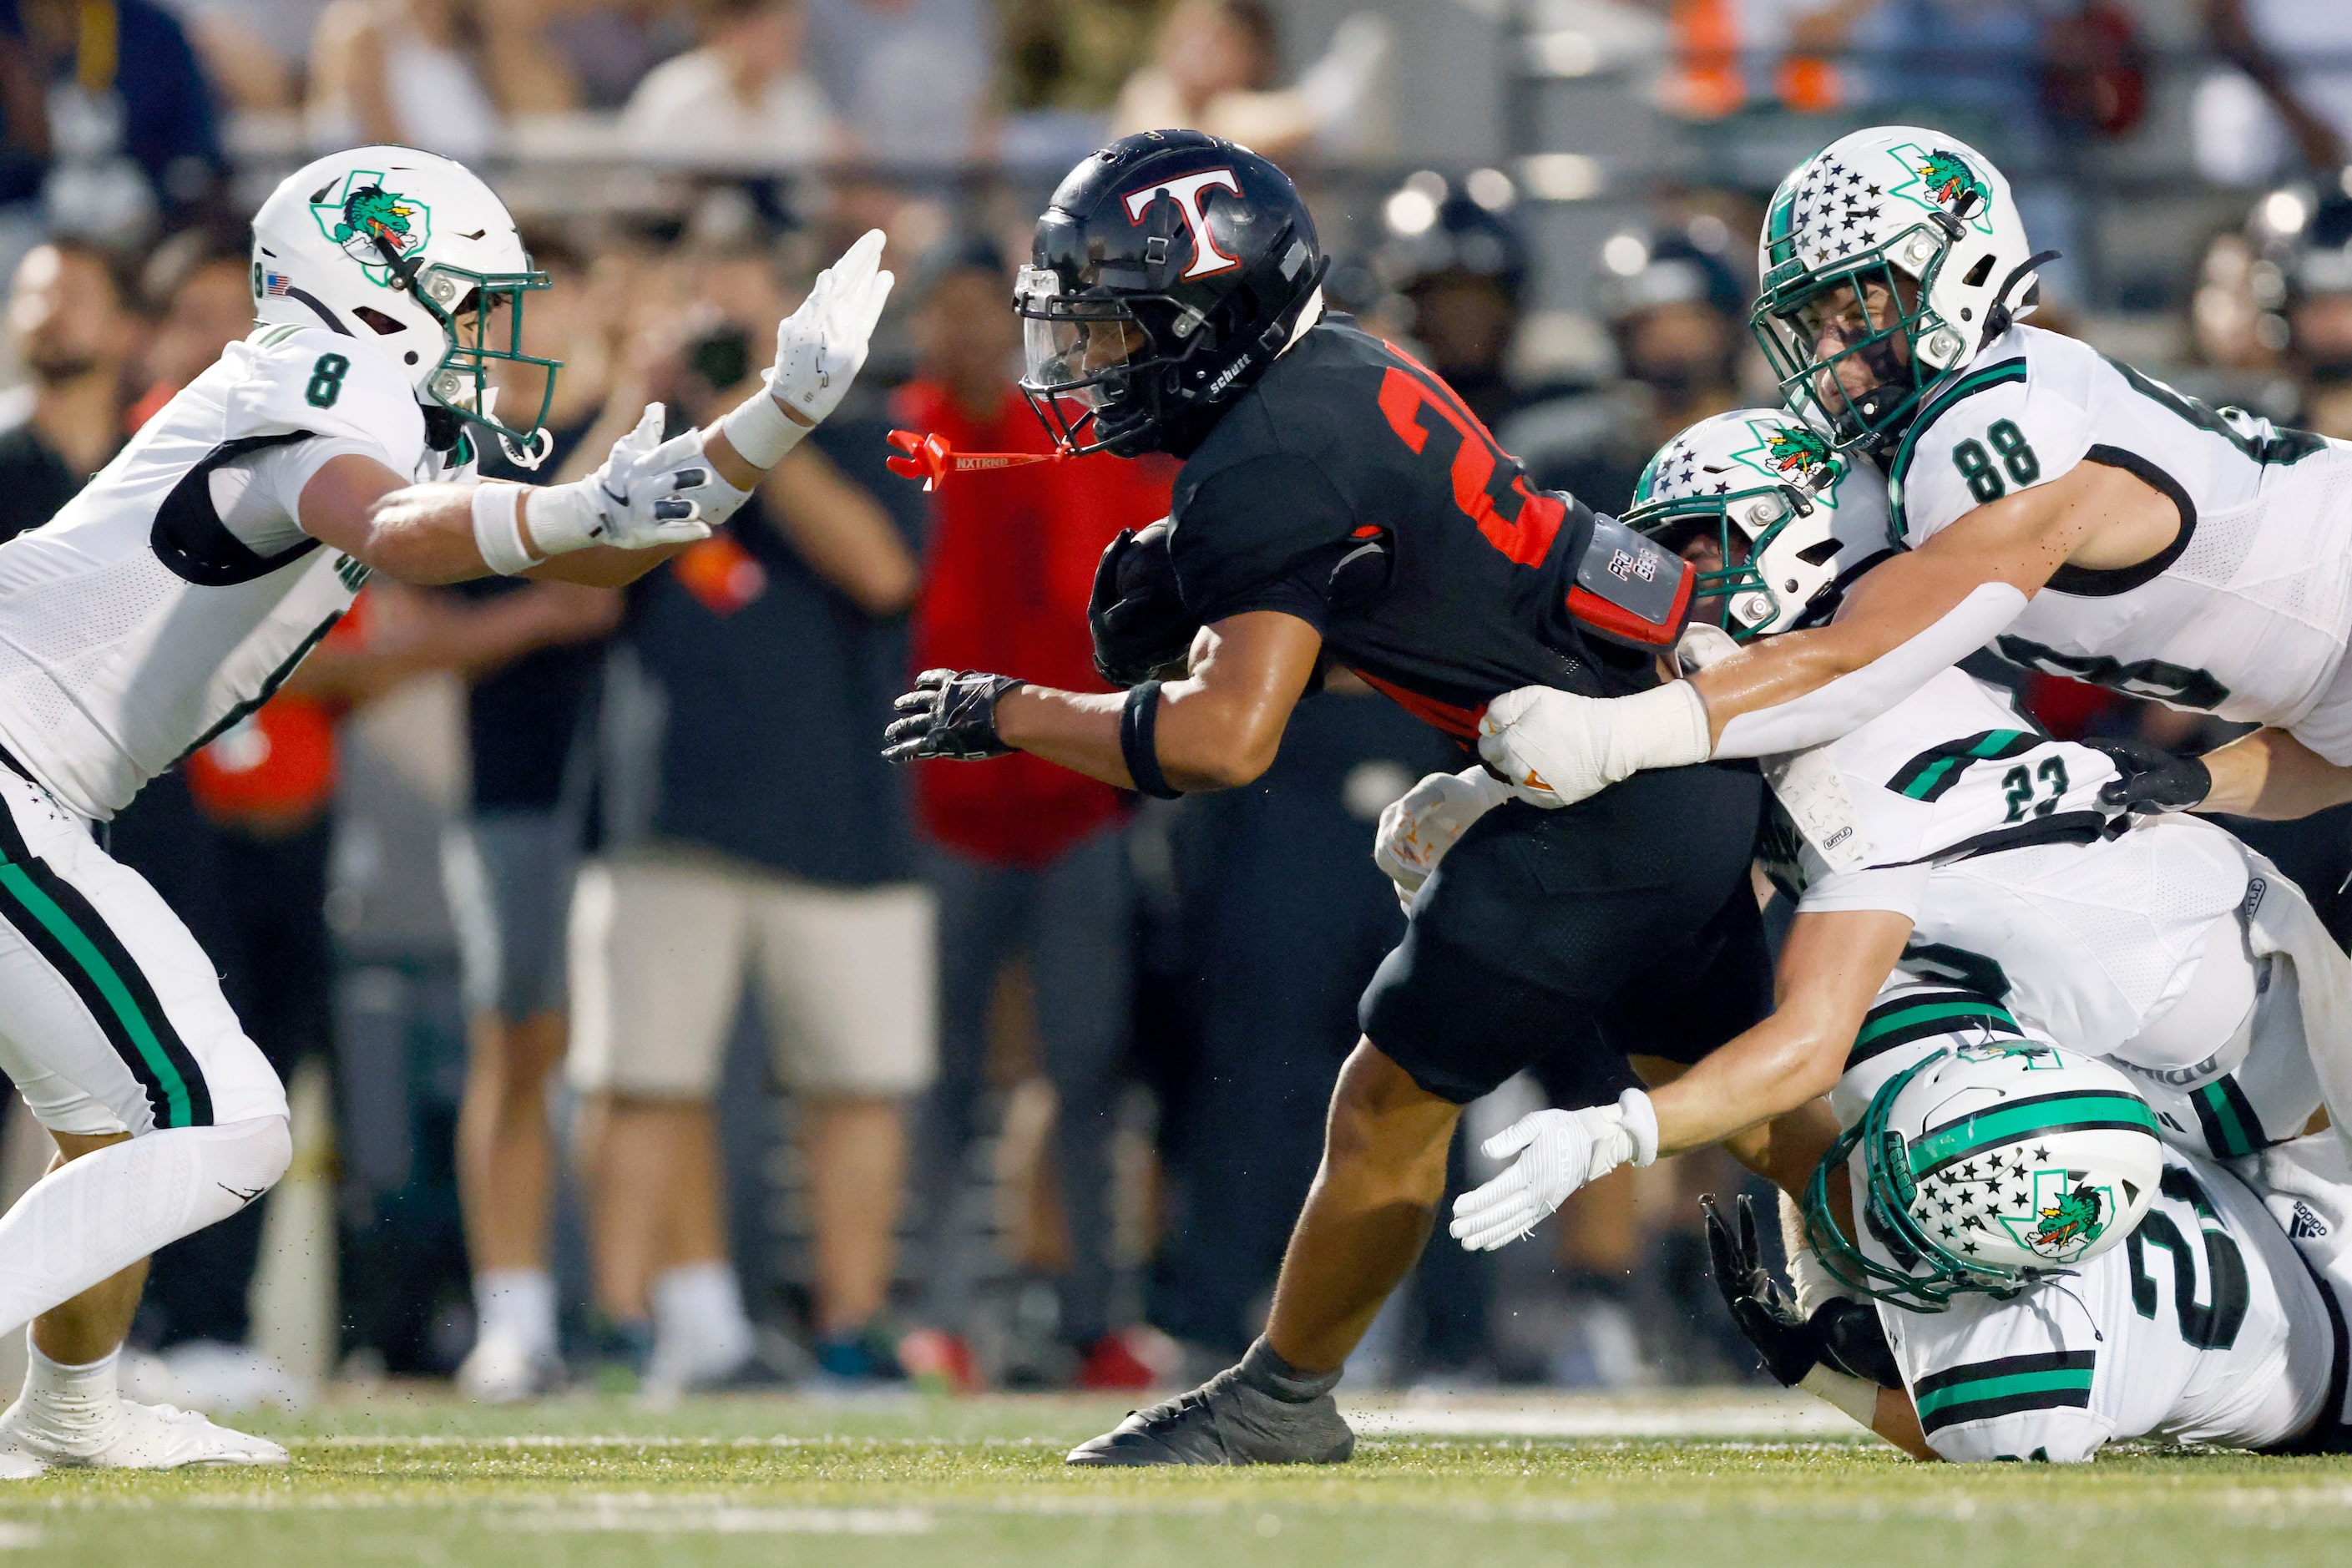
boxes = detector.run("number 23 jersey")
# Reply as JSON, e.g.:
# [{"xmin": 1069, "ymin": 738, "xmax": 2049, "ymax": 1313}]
[
  {"xmin": 1162, "ymin": 317, "xmax": 1691, "ymax": 739},
  {"xmin": 1880, "ymin": 322, "xmax": 2352, "ymax": 753},
  {"xmin": 0, "ymin": 324, "xmax": 460, "ymax": 820}
]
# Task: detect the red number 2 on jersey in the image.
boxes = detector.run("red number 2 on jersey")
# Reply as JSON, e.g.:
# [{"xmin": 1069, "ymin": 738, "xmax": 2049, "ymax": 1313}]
[{"xmin": 1375, "ymin": 353, "xmax": 1566, "ymax": 568}]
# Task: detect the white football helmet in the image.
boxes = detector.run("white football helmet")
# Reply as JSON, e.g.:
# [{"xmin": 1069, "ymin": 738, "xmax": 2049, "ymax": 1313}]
[
  {"xmin": 1752, "ymin": 127, "xmax": 2045, "ymax": 454},
  {"xmin": 249, "ymin": 146, "xmax": 557, "ymax": 466},
  {"xmin": 1624, "ymin": 408, "xmax": 1889, "ymax": 639},
  {"xmin": 1807, "ymin": 1040, "xmax": 2163, "ymax": 1311}
]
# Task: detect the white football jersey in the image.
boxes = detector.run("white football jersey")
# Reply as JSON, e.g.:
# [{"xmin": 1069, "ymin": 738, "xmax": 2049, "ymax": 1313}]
[
  {"xmin": 1772, "ymin": 667, "xmax": 2324, "ymax": 1160},
  {"xmin": 1880, "ymin": 323, "xmax": 2352, "ymax": 747},
  {"xmin": 0, "ymin": 325, "xmax": 465, "ymax": 820},
  {"xmin": 1864, "ymin": 1136, "xmax": 2332, "ymax": 1461}
]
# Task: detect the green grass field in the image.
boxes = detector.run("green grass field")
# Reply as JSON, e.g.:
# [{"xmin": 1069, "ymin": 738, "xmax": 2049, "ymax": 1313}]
[{"xmin": 0, "ymin": 1388, "xmax": 2344, "ymax": 1567}]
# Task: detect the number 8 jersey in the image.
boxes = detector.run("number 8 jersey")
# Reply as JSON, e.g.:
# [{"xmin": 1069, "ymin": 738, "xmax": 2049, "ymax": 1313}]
[
  {"xmin": 0, "ymin": 322, "xmax": 464, "ymax": 821},
  {"xmin": 1880, "ymin": 321, "xmax": 2352, "ymax": 756}
]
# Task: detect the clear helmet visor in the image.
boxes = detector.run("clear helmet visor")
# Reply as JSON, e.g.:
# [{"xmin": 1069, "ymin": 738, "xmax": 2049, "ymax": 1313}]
[{"xmin": 1016, "ymin": 264, "xmax": 1138, "ymax": 411}]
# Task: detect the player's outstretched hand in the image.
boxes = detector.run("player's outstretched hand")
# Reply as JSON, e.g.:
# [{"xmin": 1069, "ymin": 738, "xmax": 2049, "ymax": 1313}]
[
  {"xmin": 2087, "ymin": 736, "xmax": 2212, "ymax": 816},
  {"xmin": 769, "ymin": 228, "xmax": 894, "ymax": 429},
  {"xmin": 526, "ymin": 402, "xmax": 713, "ymax": 559},
  {"xmin": 883, "ymin": 669, "xmax": 1026, "ymax": 762},
  {"xmin": 1449, "ymin": 1090, "xmax": 1657, "ymax": 1252},
  {"xmin": 1373, "ymin": 766, "xmax": 1511, "ymax": 903},
  {"xmin": 1477, "ymin": 681, "xmax": 1711, "ymax": 808},
  {"xmin": 1702, "ymin": 1193, "xmax": 1818, "ymax": 1387}
]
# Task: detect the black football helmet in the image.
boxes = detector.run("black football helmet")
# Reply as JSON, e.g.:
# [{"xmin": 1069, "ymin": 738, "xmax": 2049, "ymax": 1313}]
[{"xmin": 1018, "ymin": 129, "xmax": 1329, "ymax": 458}]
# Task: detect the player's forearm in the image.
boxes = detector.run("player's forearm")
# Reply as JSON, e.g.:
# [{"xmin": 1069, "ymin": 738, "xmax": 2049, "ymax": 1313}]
[
  {"xmin": 995, "ymin": 677, "xmax": 1287, "ymax": 792},
  {"xmin": 994, "ymin": 685, "xmax": 1136, "ymax": 788},
  {"xmin": 353, "ymin": 482, "xmax": 503, "ymax": 584},
  {"xmin": 1647, "ymin": 1012, "xmax": 1851, "ymax": 1156},
  {"xmin": 1693, "ymin": 576, "xmax": 2029, "ymax": 757},
  {"xmin": 1872, "ymin": 1388, "xmax": 1938, "ymax": 1459},
  {"xmin": 2197, "ymin": 727, "xmax": 2352, "ymax": 820}
]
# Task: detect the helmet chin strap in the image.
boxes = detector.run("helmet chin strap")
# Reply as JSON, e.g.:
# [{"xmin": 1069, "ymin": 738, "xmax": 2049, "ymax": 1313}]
[
  {"xmin": 1981, "ymin": 249, "xmax": 2064, "ymax": 343},
  {"xmin": 498, "ymin": 428, "xmax": 554, "ymax": 471}
]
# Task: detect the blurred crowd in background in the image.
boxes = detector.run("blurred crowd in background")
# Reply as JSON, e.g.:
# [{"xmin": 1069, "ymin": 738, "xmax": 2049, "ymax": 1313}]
[{"xmin": 1, "ymin": 0, "xmax": 2350, "ymax": 1410}]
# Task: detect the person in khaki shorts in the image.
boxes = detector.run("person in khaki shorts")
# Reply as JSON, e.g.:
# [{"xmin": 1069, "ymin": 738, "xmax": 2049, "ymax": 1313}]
[
  {"xmin": 564, "ymin": 235, "xmax": 935, "ymax": 1389},
  {"xmin": 569, "ymin": 845, "xmax": 935, "ymax": 1390}
]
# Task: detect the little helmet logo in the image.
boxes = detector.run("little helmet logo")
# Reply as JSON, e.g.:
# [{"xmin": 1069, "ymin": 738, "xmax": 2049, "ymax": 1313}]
[
  {"xmin": 1765, "ymin": 425, "xmax": 1838, "ymax": 482},
  {"xmin": 1123, "ymin": 169, "xmax": 1244, "ymax": 280},
  {"xmin": 2026, "ymin": 1180, "xmax": 2105, "ymax": 1257},
  {"xmin": 1915, "ymin": 149, "xmax": 1990, "ymax": 215},
  {"xmin": 309, "ymin": 171, "xmax": 432, "ymax": 289},
  {"xmin": 1884, "ymin": 141, "xmax": 1995, "ymax": 236}
]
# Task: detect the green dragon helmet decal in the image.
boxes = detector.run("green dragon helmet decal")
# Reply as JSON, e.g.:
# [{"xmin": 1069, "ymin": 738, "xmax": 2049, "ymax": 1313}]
[
  {"xmin": 1750, "ymin": 126, "xmax": 2040, "ymax": 456},
  {"xmin": 312, "ymin": 175, "xmax": 430, "ymax": 286},
  {"xmin": 1910, "ymin": 149, "xmax": 1993, "ymax": 221},
  {"xmin": 2026, "ymin": 1181, "xmax": 2106, "ymax": 1258},
  {"xmin": 1804, "ymin": 1041, "xmax": 2163, "ymax": 1313},
  {"xmin": 1764, "ymin": 424, "xmax": 1837, "ymax": 482},
  {"xmin": 1625, "ymin": 408, "xmax": 1882, "ymax": 640}
]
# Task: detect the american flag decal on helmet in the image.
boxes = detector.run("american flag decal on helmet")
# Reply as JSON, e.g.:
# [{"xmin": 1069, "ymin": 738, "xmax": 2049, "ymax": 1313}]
[{"xmin": 263, "ymin": 271, "xmax": 293, "ymax": 297}]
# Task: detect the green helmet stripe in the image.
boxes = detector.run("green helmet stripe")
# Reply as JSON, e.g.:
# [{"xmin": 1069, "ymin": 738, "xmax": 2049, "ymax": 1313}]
[
  {"xmin": 1909, "ymin": 1090, "xmax": 2161, "ymax": 1181},
  {"xmin": 1849, "ymin": 997, "xmax": 2020, "ymax": 1069}
]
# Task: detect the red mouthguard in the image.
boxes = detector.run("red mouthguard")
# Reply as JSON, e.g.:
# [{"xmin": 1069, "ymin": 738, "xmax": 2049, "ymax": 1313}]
[{"xmin": 885, "ymin": 429, "xmax": 1067, "ymax": 491}]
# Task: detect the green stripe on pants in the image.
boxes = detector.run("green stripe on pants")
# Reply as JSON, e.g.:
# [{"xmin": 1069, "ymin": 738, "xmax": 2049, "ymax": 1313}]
[{"xmin": 0, "ymin": 862, "xmax": 191, "ymax": 1128}]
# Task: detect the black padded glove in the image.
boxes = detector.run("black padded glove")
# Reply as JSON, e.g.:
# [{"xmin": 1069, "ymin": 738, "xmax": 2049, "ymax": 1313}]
[
  {"xmin": 1090, "ymin": 521, "xmax": 1199, "ymax": 688},
  {"xmin": 1812, "ymin": 1296, "xmax": 1900, "ymax": 1389},
  {"xmin": 2088, "ymin": 736, "xmax": 2213, "ymax": 816},
  {"xmin": 882, "ymin": 670, "xmax": 1025, "ymax": 762},
  {"xmin": 1702, "ymin": 1192, "xmax": 1819, "ymax": 1388}
]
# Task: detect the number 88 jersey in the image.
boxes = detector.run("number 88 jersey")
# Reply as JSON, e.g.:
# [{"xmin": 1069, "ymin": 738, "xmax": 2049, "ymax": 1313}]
[{"xmin": 1878, "ymin": 321, "xmax": 2352, "ymax": 757}]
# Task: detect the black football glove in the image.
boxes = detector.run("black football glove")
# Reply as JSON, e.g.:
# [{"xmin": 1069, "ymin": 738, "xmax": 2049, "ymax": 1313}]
[
  {"xmin": 2088, "ymin": 736, "xmax": 2212, "ymax": 816},
  {"xmin": 882, "ymin": 670, "xmax": 1025, "ymax": 762},
  {"xmin": 1702, "ymin": 1192, "xmax": 1819, "ymax": 1388},
  {"xmin": 1090, "ymin": 521, "xmax": 1199, "ymax": 688}
]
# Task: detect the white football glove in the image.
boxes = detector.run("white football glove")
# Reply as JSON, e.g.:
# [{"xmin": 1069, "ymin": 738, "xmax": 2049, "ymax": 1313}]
[
  {"xmin": 1476, "ymin": 681, "xmax": 1712, "ymax": 808},
  {"xmin": 517, "ymin": 403, "xmax": 712, "ymax": 562},
  {"xmin": 1449, "ymin": 1090, "xmax": 1658, "ymax": 1252},
  {"xmin": 720, "ymin": 228, "xmax": 897, "ymax": 468},
  {"xmin": 1373, "ymin": 766, "xmax": 1512, "ymax": 905}
]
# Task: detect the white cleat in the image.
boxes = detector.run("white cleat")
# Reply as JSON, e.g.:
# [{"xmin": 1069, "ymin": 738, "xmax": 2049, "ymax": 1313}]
[
  {"xmin": 458, "ymin": 1326, "xmax": 564, "ymax": 1405},
  {"xmin": 0, "ymin": 1393, "xmax": 287, "ymax": 1471},
  {"xmin": 0, "ymin": 1450, "xmax": 42, "ymax": 1481}
]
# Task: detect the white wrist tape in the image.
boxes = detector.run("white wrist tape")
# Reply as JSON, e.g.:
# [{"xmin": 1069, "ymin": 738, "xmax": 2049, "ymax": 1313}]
[
  {"xmin": 470, "ymin": 483, "xmax": 534, "ymax": 575},
  {"xmin": 1614, "ymin": 680, "xmax": 1713, "ymax": 776},
  {"xmin": 1714, "ymin": 582, "xmax": 2028, "ymax": 758},
  {"xmin": 522, "ymin": 481, "xmax": 606, "ymax": 559},
  {"xmin": 1798, "ymin": 1363, "xmax": 1884, "ymax": 1429},
  {"xmin": 719, "ymin": 380, "xmax": 808, "ymax": 470},
  {"xmin": 1781, "ymin": 1188, "xmax": 1863, "ymax": 1317},
  {"xmin": 1616, "ymin": 1087, "xmax": 1659, "ymax": 1167}
]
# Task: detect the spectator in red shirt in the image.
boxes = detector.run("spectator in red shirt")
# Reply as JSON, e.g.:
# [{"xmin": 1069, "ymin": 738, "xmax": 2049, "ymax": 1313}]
[{"xmin": 893, "ymin": 236, "xmax": 1175, "ymax": 1390}]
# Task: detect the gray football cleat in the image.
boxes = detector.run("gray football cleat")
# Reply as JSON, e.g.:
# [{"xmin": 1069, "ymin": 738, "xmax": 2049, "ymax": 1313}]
[{"xmin": 1066, "ymin": 1340, "xmax": 1355, "ymax": 1466}]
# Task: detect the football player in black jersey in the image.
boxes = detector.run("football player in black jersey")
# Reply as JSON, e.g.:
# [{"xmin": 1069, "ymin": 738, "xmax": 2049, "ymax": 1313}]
[{"xmin": 886, "ymin": 131, "xmax": 1782, "ymax": 1464}]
